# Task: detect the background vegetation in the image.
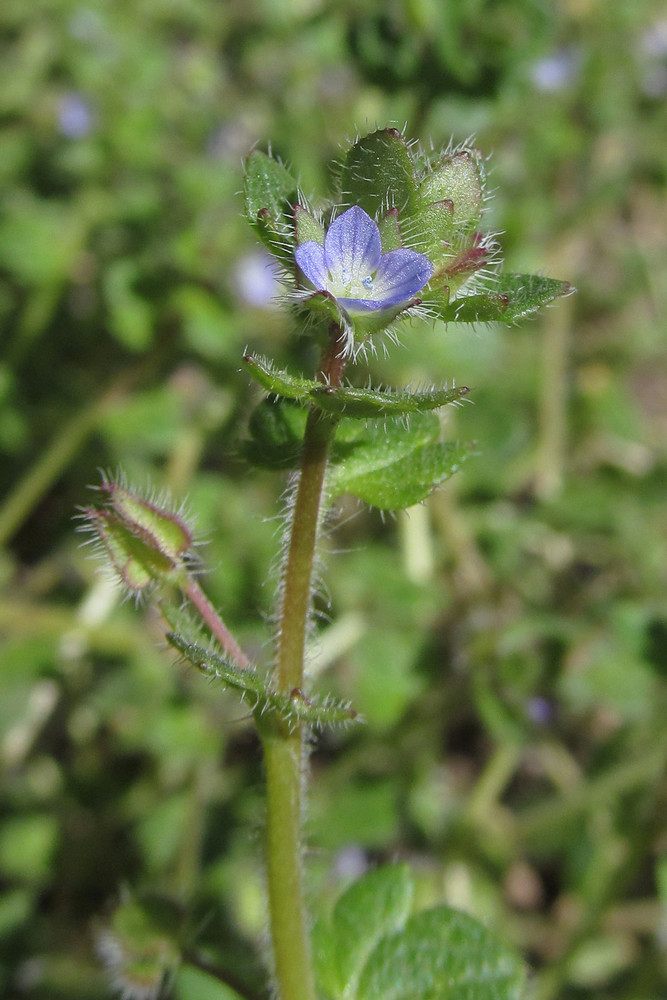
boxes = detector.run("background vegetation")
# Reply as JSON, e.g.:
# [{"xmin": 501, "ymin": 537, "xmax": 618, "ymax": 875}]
[{"xmin": 1, "ymin": 0, "xmax": 665, "ymax": 997}]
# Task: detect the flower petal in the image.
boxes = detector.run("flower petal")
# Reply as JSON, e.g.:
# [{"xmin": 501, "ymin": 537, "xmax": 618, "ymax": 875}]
[
  {"xmin": 324, "ymin": 206, "xmax": 382, "ymax": 284},
  {"xmin": 295, "ymin": 241, "xmax": 328, "ymax": 290},
  {"xmin": 337, "ymin": 297, "xmax": 387, "ymax": 312},
  {"xmin": 371, "ymin": 248, "xmax": 433, "ymax": 306}
]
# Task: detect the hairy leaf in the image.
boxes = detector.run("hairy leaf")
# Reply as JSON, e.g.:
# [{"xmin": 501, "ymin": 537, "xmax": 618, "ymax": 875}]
[
  {"xmin": 436, "ymin": 273, "xmax": 572, "ymax": 324},
  {"xmin": 244, "ymin": 354, "xmax": 469, "ymax": 418},
  {"xmin": 329, "ymin": 414, "xmax": 472, "ymax": 509},
  {"xmin": 168, "ymin": 633, "xmax": 358, "ymax": 730},
  {"xmin": 341, "ymin": 129, "xmax": 417, "ymax": 219}
]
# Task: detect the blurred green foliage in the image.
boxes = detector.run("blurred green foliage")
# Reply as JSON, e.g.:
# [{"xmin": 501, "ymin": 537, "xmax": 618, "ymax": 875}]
[{"xmin": 1, "ymin": 0, "xmax": 666, "ymax": 998}]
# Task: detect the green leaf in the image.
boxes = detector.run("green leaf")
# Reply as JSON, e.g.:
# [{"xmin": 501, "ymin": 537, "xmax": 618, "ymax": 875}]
[
  {"xmin": 243, "ymin": 354, "xmax": 318, "ymax": 401},
  {"xmin": 436, "ymin": 273, "xmax": 572, "ymax": 325},
  {"xmin": 316, "ymin": 384, "xmax": 470, "ymax": 419},
  {"xmin": 329, "ymin": 414, "xmax": 472, "ymax": 509},
  {"xmin": 244, "ymin": 354, "xmax": 470, "ymax": 418},
  {"xmin": 341, "ymin": 129, "xmax": 417, "ymax": 218},
  {"xmin": 244, "ymin": 149, "xmax": 298, "ymax": 226},
  {"xmin": 240, "ymin": 400, "xmax": 472, "ymax": 508},
  {"xmin": 168, "ymin": 633, "xmax": 358, "ymax": 731},
  {"xmin": 314, "ymin": 865, "xmax": 414, "ymax": 1000},
  {"xmin": 175, "ymin": 964, "xmax": 247, "ymax": 1000},
  {"xmin": 244, "ymin": 151, "xmax": 298, "ymax": 264},
  {"xmin": 357, "ymin": 905, "xmax": 526, "ymax": 1000}
]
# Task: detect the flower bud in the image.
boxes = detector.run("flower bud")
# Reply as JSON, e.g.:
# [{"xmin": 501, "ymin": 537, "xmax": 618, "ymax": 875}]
[
  {"xmin": 85, "ymin": 508, "xmax": 177, "ymax": 594},
  {"xmin": 100, "ymin": 481, "xmax": 193, "ymax": 561}
]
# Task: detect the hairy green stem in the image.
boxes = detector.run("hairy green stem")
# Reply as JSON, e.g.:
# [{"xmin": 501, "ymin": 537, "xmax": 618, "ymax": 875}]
[{"xmin": 262, "ymin": 326, "xmax": 346, "ymax": 1000}]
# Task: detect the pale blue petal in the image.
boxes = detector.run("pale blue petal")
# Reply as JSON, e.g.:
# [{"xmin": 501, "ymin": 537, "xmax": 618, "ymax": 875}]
[
  {"xmin": 338, "ymin": 297, "xmax": 388, "ymax": 312},
  {"xmin": 324, "ymin": 206, "xmax": 382, "ymax": 283},
  {"xmin": 295, "ymin": 241, "xmax": 328, "ymax": 289},
  {"xmin": 372, "ymin": 248, "xmax": 433, "ymax": 305}
]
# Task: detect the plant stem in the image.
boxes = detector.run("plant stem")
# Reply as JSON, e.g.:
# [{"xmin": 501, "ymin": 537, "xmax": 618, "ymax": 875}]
[
  {"xmin": 262, "ymin": 326, "xmax": 346, "ymax": 1000},
  {"xmin": 182, "ymin": 575, "xmax": 251, "ymax": 669}
]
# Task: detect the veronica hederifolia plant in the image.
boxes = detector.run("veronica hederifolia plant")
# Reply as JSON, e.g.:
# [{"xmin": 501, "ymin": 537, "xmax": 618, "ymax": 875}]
[{"xmin": 84, "ymin": 128, "xmax": 571, "ymax": 1000}]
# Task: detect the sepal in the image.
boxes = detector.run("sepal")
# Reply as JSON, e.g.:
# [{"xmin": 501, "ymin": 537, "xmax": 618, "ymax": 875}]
[
  {"xmin": 417, "ymin": 147, "xmax": 485, "ymax": 232},
  {"xmin": 83, "ymin": 507, "xmax": 183, "ymax": 594}
]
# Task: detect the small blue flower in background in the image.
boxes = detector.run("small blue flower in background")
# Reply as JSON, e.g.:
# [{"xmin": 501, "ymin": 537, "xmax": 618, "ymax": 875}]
[
  {"xmin": 295, "ymin": 206, "xmax": 433, "ymax": 317},
  {"xmin": 234, "ymin": 250, "xmax": 281, "ymax": 308},
  {"xmin": 58, "ymin": 93, "xmax": 94, "ymax": 139}
]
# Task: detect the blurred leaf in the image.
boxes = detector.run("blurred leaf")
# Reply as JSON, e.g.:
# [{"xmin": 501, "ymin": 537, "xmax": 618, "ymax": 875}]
[
  {"xmin": 0, "ymin": 814, "xmax": 59, "ymax": 882},
  {"xmin": 314, "ymin": 865, "xmax": 414, "ymax": 1000},
  {"xmin": 240, "ymin": 397, "xmax": 306, "ymax": 470},
  {"xmin": 357, "ymin": 906, "xmax": 525, "ymax": 1000},
  {"xmin": 175, "ymin": 964, "xmax": 247, "ymax": 1000},
  {"xmin": 313, "ymin": 866, "xmax": 524, "ymax": 1000},
  {"xmin": 104, "ymin": 259, "xmax": 154, "ymax": 351},
  {"xmin": 0, "ymin": 888, "xmax": 32, "ymax": 939}
]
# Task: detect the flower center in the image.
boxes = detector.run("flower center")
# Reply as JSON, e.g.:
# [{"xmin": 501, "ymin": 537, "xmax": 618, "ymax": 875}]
[{"xmin": 332, "ymin": 266, "xmax": 376, "ymax": 298}]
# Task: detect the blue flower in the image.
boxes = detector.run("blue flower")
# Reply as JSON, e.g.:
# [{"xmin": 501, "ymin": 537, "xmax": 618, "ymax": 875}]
[{"xmin": 294, "ymin": 206, "xmax": 433, "ymax": 318}]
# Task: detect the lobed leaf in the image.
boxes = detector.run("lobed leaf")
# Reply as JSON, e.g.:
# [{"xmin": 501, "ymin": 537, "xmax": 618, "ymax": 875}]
[
  {"xmin": 436, "ymin": 273, "xmax": 572, "ymax": 325},
  {"xmin": 329, "ymin": 415, "xmax": 473, "ymax": 509}
]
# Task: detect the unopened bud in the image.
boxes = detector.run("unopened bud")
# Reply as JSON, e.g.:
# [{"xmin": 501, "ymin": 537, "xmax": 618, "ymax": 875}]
[
  {"xmin": 100, "ymin": 481, "xmax": 193, "ymax": 561},
  {"xmin": 419, "ymin": 149, "xmax": 484, "ymax": 231},
  {"xmin": 85, "ymin": 508, "xmax": 177, "ymax": 594}
]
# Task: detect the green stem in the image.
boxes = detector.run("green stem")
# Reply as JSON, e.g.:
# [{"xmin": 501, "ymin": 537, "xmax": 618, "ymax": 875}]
[{"xmin": 262, "ymin": 326, "xmax": 346, "ymax": 1000}]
